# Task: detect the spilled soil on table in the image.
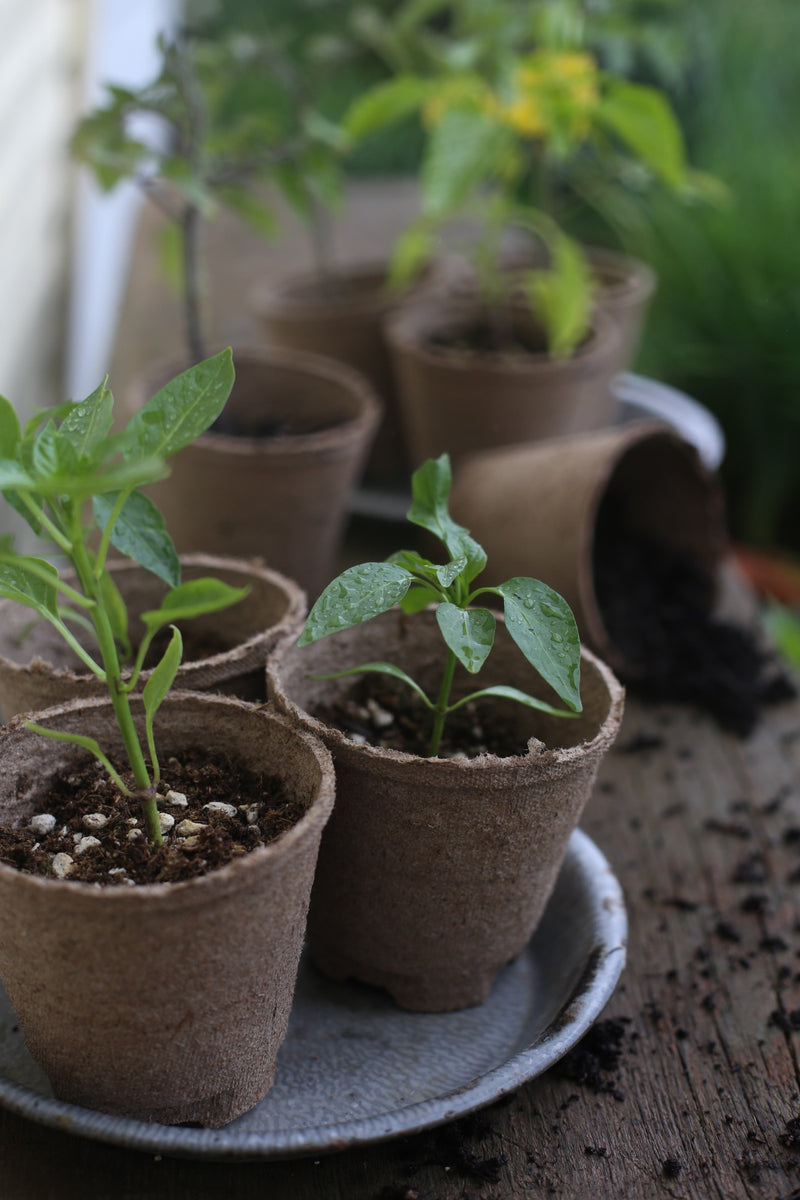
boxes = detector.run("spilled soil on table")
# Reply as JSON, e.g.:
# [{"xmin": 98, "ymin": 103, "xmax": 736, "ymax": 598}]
[{"xmin": 594, "ymin": 517, "xmax": 795, "ymax": 736}]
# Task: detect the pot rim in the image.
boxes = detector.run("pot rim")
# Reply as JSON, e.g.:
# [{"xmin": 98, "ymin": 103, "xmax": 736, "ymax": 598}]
[
  {"xmin": 137, "ymin": 347, "xmax": 382, "ymax": 457},
  {"xmin": 383, "ymin": 298, "xmax": 621, "ymax": 380},
  {"xmin": 573, "ymin": 423, "xmax": 728, "ymax": 670},
  {"xmin": 250, "ymin": 260, "xmax": 396, "ymax": 319},
  {"xmin": 269, "ymin": 631, "xmax": 625, "ymax": 773},
  {"xmin": 0, "ymin": 553, "xmax": 304, "ymax": 685},
  {"xmin": 0, "ymin": 690, "xmax": 336, "ymax": 901}
]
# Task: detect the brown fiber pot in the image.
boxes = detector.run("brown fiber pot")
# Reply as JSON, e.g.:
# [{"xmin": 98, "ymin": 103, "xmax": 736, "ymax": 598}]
[
  {"xmin": 268, "ymin": 609, "xmax": 624, "ymax": 1012},
  {"xmin": 0, "ymin": 554, "xmax": 304, "ymax": 720},
  {"xmin": 384, "ymin": 298, "xmax": 622, "ymax": 469},
  {"xmin": 450, "ymin": 423, "xmax": 727, "ymax": 675},
  {"xmin": 251, "ymin": 263, "xmax": 418, "ymax": 485},
  {"xmin": 0, "ymin": 691, "xmax": 335, "ymax": 1126},
  {"xmin": 584, "ymin": 247, "xmax": 656, "ymax": 374},
  {"xmin": 132, "ymin": 349, "xmax": 380, "ymax": 598}
]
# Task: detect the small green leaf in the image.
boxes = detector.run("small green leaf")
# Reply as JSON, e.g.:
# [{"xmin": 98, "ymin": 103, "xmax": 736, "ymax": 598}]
[
  {"xmin": 436, "ymin": 603, "xmax": 495, "ymax": 673},
  {"xmin": 122, "ymin": 349, "xmax": 235, "ymax": 463},
  {"xmin": 0, "ymin": 397, "xmax": 20, "ymax": 457},
  {"xmin": 389, "ymin": 224, "xmax": 434, "ymax": 290},
  {"xmin": 400, "ymin": 584, "xmax": 440, "ymax": 615},
  {"xmin": 520, "ymin": 234, "xmax": 593, "ymax": 357},
  {"xmin": 140, "ymin": 577, "xmax": 248, "ymax": 634},
  {"xmin": 435, "ymin": 557, "xmax": 468, "ymax": 588},
  {"xmin": 143, "ymin": 625, "xmax": 183, "ymax": 777},
  {"xmin": 449, "ymin": 684, "xmax": 580, "ymax": 719},
  {"xmin": 299, "ymin": 563, "xmax": 413, "ymax": 645},
  {"xmin": 23, "ymin": 721, "xmax": 131, "ymax": 795},
  {"xmin": 598, "ymin": 79, "xmax": 686, "ymax": 188},
  {"xmin": 407, "ymin": 455, "xmax": 487, "ymax": 583},
  {"xmin": 59, "ymin": 380, "xmax": 114, "ymax": 461},
  {"xmin": 0, "ymin": 558, "xmax": 59, "ymax": 617},
  {"xmin": 0, "ymin": 459, "xmax": 36, "ymax": 490},
  {"xmin": 344, "ymin": 75, "xmax": 431, "ymax": 140},
  {"xmin": 421, "ymin": 106, "xmax": 511, "ymax": 218},
  {"xmin": 32, "ymin": 421, "xmax": 78, "ymax": 480},
  {"xmin": 310, "ymin": 660, "xmax": 433, "ymax": 708},
  {"xmin": 94, "ymin": 490, "xmax": 180, "ymax": 587},
  {"xmin": 496, "ymin": 578, "xmax": 582, "ymax": 712}
]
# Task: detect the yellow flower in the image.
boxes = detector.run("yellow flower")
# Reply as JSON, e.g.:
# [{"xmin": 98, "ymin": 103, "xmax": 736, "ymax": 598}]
[
  {"xmin": 502, "ymin": 49, "xmax": 600, "ymax": 143},
  {"xmin": 504, "ymin": 97, "xmax": 545, "ymax": 137}
]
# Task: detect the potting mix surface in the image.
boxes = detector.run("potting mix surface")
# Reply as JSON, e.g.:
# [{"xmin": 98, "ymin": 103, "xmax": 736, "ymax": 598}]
[{"xmin": 0, "ymin": 749, "xmax": 307, "ymax": 885}]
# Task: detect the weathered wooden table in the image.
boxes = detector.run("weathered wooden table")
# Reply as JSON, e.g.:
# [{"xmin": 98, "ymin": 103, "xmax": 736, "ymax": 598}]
[
  {"xmin": 4, "ymin": 181, "xmax": 797, "ymax": 1198},
  {"xmin": 2, "ymin": 684, "xmax": 800, "ymax": 1198}
]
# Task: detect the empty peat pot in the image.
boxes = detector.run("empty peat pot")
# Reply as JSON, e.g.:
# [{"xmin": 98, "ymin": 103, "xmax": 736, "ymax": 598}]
[
  {"xmin": 268, "ymin": 609, "xmax": 624, "ymax": 1013},
  {"xmin": 129, "ymin": 349, "xmax": 380, "ymax": 598},
  {"xmin": 450, "ymin": 423, "xmax": 728, "ymax": 676},
  {"xmin": 0, "ymin": 692, "xmax": 335, "ymax": 1126},
  {"xmin": 0, "ymin": 554, "xmax": 304, "ymax": 719}
]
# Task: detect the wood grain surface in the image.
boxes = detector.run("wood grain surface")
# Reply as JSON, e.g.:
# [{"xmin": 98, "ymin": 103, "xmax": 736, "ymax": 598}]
[{"xmin": 2, "ymin": 689, "xmax": 800, "ymax": 1199}]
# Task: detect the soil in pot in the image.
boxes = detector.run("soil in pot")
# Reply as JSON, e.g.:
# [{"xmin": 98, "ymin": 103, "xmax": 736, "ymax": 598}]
[
  {"xmin": 593, "ymin": 498, "xmax": 795, "ymax": 736},
  {"xmin": 0, "ymin": 747, "xmax": 308, "ymax": 886},
  {"xmin": 315, "ymin": 674, "xmax": 530, "ymax": 759}
]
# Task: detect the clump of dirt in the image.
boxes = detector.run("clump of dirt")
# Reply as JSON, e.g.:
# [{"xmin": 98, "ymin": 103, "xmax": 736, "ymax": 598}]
[
  {"xmin": 554, "ymin": 1016, "xmax": 630, "ymax": 1099},
  {"xmin": 428, "ymin": 315, "xmax": 548, "ymax": 358},
  {"xmin": 0, "ymin": 749, "xmax": 307, "ymax": 886},
  {"xmin": 593, "ymin": 526, "xmax": 795, "ymax": 736}
]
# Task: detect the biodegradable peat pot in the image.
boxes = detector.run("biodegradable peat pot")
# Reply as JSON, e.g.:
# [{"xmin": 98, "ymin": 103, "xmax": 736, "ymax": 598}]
[
  {"xmin": 268, "ymin": 609, "xmax": 624, "ymax": 1012},
  {"xmin": 251, "ymin": 263, "xmax": 416, "ymax": 485},
  {"xmin": 385, "ymin": 298, "xmax": 622, "ymax": 469},
  {"xmin": 450, "ymin": 423, "xmax": 727, "ymax": 675},
  {"xmin": 133, "ymin": 350, "xmax": 380, "ymax": 597},
  {"xmin": 0, "ymin": 691, "xmax": 335, "ymax": 1126},
  {"xmin": 0, "ymin": 554, "xmax": 304, "ymax": 720},
  {"xmin": 584, "ymin": 246, "xmax": 656, "ymax": 374}
]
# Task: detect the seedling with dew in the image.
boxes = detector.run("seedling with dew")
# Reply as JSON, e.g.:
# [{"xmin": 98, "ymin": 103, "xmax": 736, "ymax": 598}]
[
  {"xmin": 0, "ymin": 349, "xmax": 246, "ymax": 848},
  {"xmin": 299, "ymin": 454, "xmax": 582, "ymax": 756}
]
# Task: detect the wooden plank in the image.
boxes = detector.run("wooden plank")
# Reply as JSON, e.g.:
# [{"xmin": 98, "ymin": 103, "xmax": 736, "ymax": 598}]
[{"xmin": 2, "ymin": 691, "xmax": 800, "ymax": 1198}]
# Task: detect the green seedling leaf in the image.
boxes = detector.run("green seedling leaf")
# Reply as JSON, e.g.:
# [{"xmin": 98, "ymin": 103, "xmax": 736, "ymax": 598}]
[
  {"xmin": 421, "ymin": 106, "xmax": 511, "ymax": 219},
  {"xmin": 389, "ymin": 223, "xmax": 434, "ymax": 290},
  {"xmin": 520, "ymin": 234, "xmax": 593, "ymax": 357},
  {"xmin": 387, "ymin": 548, "xmax": 466, "ymax": 591},
  {"xmin": 23, "ymin": 721, "xmax": 131, "ymax": 796},
  {"xmin": 407, "ymin": 455, "xmax": 487, "ymax": 582},
  {"xmin": 299, "ymin": 563, "xmax": 414, "ymax": 645},
  {"xmin": 143, "ymin": 625, "xmax": 182, "ymax": 779},
  {"xmin": 32, "ymin": 421, "xmax": 78, "ymax": 480},
  {"xmin": 496, "ymin": 578, "xmax": 582, "ymax": 712},
  {"xmin": 0, "ymin": 558, "xmax": 59, "ymax": 618},
  {"xmin": 400, "ymin": 584, "xmax": 440, "ymax": 615},
  {"xmin": 310, "ymin": 661, "xmax": 433, "ymax": 708},
  {"xmin": 140, "ymin": 577, "xmax": 249, "ymax": 634},
  {"xmin": 449, "ymin": 684, "xmax": 580, "ymax": 719},
  {"xmin": 59, "ymin": 379, "xmax": 114, "ymax": 461},
  {"xmin": 122, "ymin": 349, "xmax": 235, "ymax": 463},
  {"xmin": 344, "ymin": 75, "xmax": 431, "ymax": 140},
  {"xmin": 436, "ymin": 603, "xmax": 495, "ymax": 673},
  {"xmin": 598, "ymin": 79, "xmax": 686, "ymax": 188},
  {"xmin": 94, "ymin": 490, "xmax": 181, "ymax": 587},
  {"xmin": 0, "ymin": 459, "xmax": 36, "ymax": 490},
  {"xmin": 0, "ymin": 397, "xmax": 20, "ymax": 457}
]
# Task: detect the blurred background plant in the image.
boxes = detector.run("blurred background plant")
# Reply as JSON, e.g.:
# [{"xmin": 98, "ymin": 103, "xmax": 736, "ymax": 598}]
[
  {"xmin": 342, "ymin": 0, "xmax": 700, "ymax": 355},
  {"xmin": 623, "ymin": 0, "xmax": 800, "ymax": 556}
]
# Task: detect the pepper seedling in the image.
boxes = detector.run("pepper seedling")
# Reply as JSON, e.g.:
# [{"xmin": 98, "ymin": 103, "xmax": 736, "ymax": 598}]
[
  {"xmin": 299, "ymin": 453, "xmax": 582, "ymax": 756},
  {"xmin": 0, "ymin": 348, "xmax": 247, "ymax": 848}
]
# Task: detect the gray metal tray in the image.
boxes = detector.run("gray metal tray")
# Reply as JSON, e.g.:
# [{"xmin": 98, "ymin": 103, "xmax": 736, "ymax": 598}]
[{"xmin": 0, "ymin": 828, "xmax": 626, "ymax": 1160}]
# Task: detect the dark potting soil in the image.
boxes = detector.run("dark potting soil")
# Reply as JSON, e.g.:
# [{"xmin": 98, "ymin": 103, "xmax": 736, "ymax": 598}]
[
  {"xmin": 314, "ymin": 675, "xmax": 530, "ymax": 759},
  {"xmin": 0, "ymin": 749, "xmax": 307, "ymax": 886},
  {"xmin": 209, "ymin": 411, "xmax": 343, "ymax": 439},
  {"xmin": 593, "ymin": 529, "xmax": 795, "ymax": 736},
  {"xmin": 428, "ymin": 316, "xmax": 549, "ymax": 359}
]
